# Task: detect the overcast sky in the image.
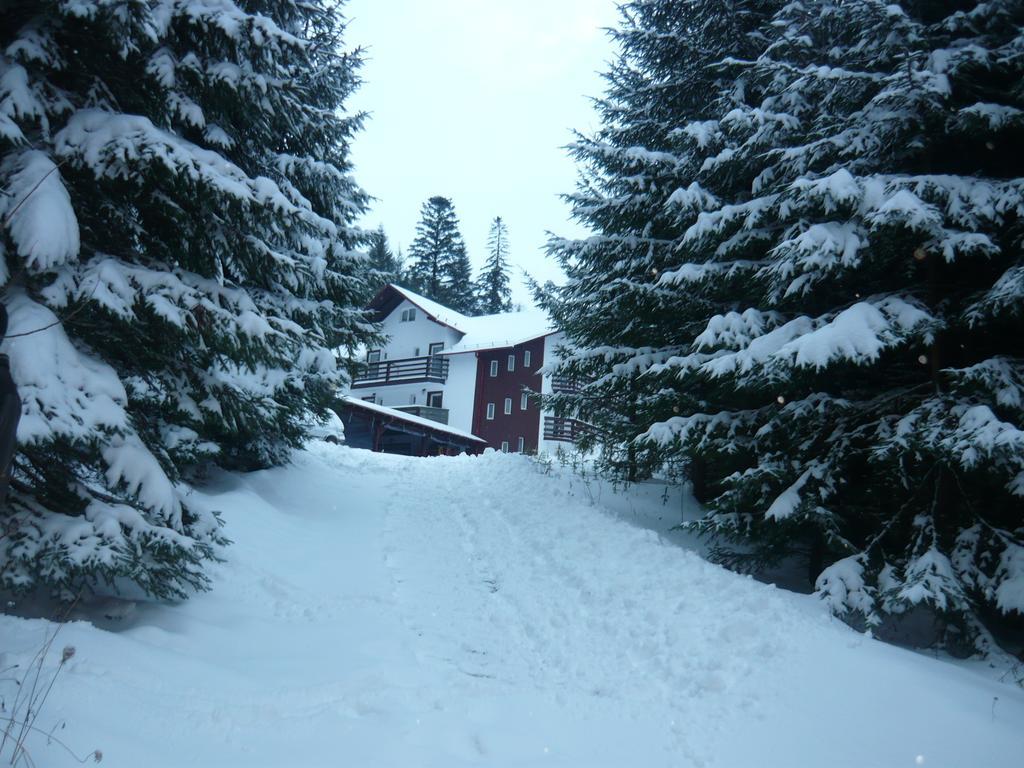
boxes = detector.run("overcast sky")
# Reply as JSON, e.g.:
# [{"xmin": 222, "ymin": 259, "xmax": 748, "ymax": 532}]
[{"xmin": 344, "ymin": 1, "xmax": 621, "ymax": 307}]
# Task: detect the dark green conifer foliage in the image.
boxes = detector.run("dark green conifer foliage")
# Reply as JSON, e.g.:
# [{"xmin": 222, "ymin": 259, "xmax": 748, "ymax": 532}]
[
  {"xmin": 0, "ymin": 0, "xmax": 377, "ymax": 598},
  {"xmin": 477, "ymin": 216, "xmax": 513, "ymax": 314},
  {"xmin": 366, "ymin": 226, "xmax": 403, "ymax": 291},
  {"xmin": 407, "ymin": 196, "xmax": 475, "ymax": 313},
  {"xmin": 548, "ymin": 0, "xmax": 1024, "ymax": 651}
]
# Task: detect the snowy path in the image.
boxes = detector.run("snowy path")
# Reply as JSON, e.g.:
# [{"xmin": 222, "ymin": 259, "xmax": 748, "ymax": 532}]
[{"xmin": 3, "ymin": 443, "xmax": 1023, "ymax": 767}]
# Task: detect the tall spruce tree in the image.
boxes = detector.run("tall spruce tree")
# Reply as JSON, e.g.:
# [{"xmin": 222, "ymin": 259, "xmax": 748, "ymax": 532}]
[
  {"xmin": 543, "ymin": 0, "xmax": 778, "ymax": 481},
  {"xmin": 549, "ymin": 0, "xmax": 1024, "ymax": 651},
  {"xmin": 406, "ymin": 196, "xmax": 475, "ymax": 313},
  {"xmin": 477, "ymin": 216, "xmax": 513, "ymax": 314},
  {"xmin": 366, "ymin": 226, "xmax": 402, "ymax": 291},
  {"xmin": 0, "ymin": 0, "xmax": 376, "ymax": 599}
]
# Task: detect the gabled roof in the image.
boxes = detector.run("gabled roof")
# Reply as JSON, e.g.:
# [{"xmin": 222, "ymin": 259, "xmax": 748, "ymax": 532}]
[
  {"xmin": 368, "ymin": 284, "xmax": 557, "ymax": 355},
  {"xmin": 368, "ymin": 284, "xmax": 471, "ymax": 333}
]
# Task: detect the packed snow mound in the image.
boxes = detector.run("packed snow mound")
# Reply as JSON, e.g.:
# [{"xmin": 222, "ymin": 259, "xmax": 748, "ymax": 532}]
[{"xmin": 2, "ymin": 445, "xmax": 1021, "ymax": 767}]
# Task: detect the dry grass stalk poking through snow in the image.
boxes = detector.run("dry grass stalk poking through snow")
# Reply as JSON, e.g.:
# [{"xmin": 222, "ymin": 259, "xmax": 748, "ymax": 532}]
[{"xmin": 1, "ymin": 618, "xmax": 101, "ymax": 766}]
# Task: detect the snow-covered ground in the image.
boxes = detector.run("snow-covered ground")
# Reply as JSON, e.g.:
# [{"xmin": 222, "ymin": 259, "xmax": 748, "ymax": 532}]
[{"xmin": 3, "ymin": 443, "xmax": 1023, "ymax": 767}]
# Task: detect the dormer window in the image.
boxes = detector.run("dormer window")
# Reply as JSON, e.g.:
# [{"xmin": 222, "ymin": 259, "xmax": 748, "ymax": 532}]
[{"xmin": 400, "ymin": 308, "xmax": 417, "ymax": 322}]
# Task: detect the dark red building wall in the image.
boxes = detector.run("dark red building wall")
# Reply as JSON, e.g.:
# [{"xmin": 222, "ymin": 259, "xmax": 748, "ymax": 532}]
[{"xmin": 471, "ymin": 336, "xmax": 546, "ymax": 452}]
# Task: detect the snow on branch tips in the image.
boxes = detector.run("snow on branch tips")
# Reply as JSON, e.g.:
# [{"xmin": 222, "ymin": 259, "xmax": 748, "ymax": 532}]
[
  {"xmin": 4, "ymin": 290, "xmax": 129, "ymax": 445},
  {"xmin": 0, "ymin": 150, "xmax": 80, "ymax": 275},
  {"xmin": 700, "ymin": 297, "xmax": 936, "ymax": 379}
]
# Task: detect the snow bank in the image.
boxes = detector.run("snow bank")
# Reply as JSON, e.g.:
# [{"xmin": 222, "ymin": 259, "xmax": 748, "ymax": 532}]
[{"xmin": 1, "ymin": 446, "xmax": 1020, "ymax": 767}]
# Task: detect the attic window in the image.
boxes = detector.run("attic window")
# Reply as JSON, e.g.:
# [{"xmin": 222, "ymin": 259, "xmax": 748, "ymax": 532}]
[{"xmin": 400, "ymin": 308, "xmax": 416, "ymax": 322}]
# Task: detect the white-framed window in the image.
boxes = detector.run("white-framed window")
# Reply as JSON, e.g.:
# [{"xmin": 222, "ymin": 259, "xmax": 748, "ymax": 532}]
[
  {"xmin": 517, "ymin": 437, "xmax": 525, "ymax": 453},
  {"xmin": 486, "ymin": 403, "xmax": 495, "ymax": 420},
  {"xmin": 501, "ymin": 441, "xmax": 509, "ymax": 453},
  {"xmin": 507, "ymin": 354, "xmax": 515, "ymax": 372},
  {"xmin": 504, "ymin": 397, "xmax": 512, "ymax": 415},
  {"xmin": 521, "ymin": 392, "xmax": 529, "ymax": 410},
  {"xmin": 489, "ymin": 360, "xmax": 499, "ymax": 377},
  {"xmin": 524, "ymin": 350, "xmax": 532, "ymax": 367},
  {"xmin": 400, "ymin": 308, "xmax": 417, "ymax": 322}
]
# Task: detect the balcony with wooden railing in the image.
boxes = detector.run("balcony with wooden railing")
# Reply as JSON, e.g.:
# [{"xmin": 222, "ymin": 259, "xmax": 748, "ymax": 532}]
[
  {"xmin": 352, "ymin": 355, "xmax": 449, "ymax": 388},
  {"xmin": 551, "ymin": 375, "xmax": 581, "ymax": 394},
  {"xmin": 543, "ymin": 417, "xmax": 596, "ymax": 443},
  {"xmin": 393, "ymin": 405, "xmax": 450, "ymax": 425}
]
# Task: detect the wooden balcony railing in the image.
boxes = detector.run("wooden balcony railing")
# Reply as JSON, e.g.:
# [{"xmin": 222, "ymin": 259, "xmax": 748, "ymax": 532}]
[
  {"xmin": 352, "ymin": 355, "xmax": 449, "ymax": 387},
  {"xmin": 543, "ymin": 417, "xmax": 595, "ymax": 443},
  {"xmin": 551, "ymin": 375, "xmax": 581, "ymax": 394},
  {"xmin": 393, "ymin": 405, "xmax": 449, "ymax": 425}
]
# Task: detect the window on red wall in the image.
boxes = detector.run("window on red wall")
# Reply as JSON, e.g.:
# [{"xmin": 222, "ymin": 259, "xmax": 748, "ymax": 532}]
[
  {"xmin": 489, "ymin": 360, "xmax": 498, "ymax": 377},
  {"xmin": 521, "ymin": 392, "xmax": 529, "ymax": 410},
  {"xmin": 524, "ymin": 349, "xmax": 532, "ymax": 367},
  {"xmin": 507, "ymin": 354, "xmax": 515, "ymax": 371},
  {"xmin": 517, "ymin": 436, "xmax": 524, "ymax": 453},
  {"xmin": 501, "ymin": 441, "xmax": 509, "ymax": 453},
  {"xmin": 504, "ymin": 397, "xmax": 512, "ymax": 415},
  {"xmin": 486, "ymin": 403, "xmax": 495, "ymax": 420}
]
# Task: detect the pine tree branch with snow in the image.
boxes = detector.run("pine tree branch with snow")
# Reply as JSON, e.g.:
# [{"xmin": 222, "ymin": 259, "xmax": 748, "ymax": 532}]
[{"xmin": 0, "ymin": 0, "xmax": 378, "ymax": 599}]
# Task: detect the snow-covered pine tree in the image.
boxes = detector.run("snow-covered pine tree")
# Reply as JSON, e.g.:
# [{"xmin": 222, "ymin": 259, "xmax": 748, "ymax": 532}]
[
  {"xmin": 406, "ymin": 196, "xmax": 475, "ymax": 313},
  {"xmin": 0, "ymin": 0, "xmax": 376, "ymax": 599},
  {"xmin": 445, "ymin": 239, "xmax": 476, "ymax": 315},
  {"xmin": 477, "ymin": 216, "xmax": 513, "ymax": 314},
  {"xmin": 366, "ymin": 226, "xmax": 402, "ymax": 292},
  {"xmin": 542, "ymin": 0, "xmax": 778, "ymax": 481},
  {"xmin": 552, "ymin": 0, "xmax": 1024, "ymax": 650}
]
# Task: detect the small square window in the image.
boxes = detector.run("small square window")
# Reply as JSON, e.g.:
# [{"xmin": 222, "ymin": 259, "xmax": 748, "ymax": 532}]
[
  {"xmin": 517, "ymin": 437, "xmax": 525, "ymax": 453},
  {"xmin": 521, "ymin": 392, "xmax": 529, "ymax": 410},
  {"xmin": 508, "ymin": 354, "xmax": 515, "ymax": 372},
  {"xmin": 501, "ymin": 441, "xmax": 509, "ymax": 453},
  {"xmin": 524, "ymin": 350, "xmax": 532, "ymax": 367},
  {"xmin": 400, "ymin": 308, "xmax": 416, "ymax": 322},
  {"xmin": 489, "ymin": 360, "xmax": 499, "ymax": 377},
  {"xmin": 486, "ymin": 403, "xmax": 495, "ymax": 420},
  {"xmin": 504, "ymin": 397, "xmax": 512, "ymax": 415}
]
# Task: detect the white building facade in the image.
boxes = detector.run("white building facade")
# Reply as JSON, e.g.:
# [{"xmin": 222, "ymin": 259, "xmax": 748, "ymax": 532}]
[{"xmin": 345, "ymin": 285, "xmax": 576, "ymax": 454}]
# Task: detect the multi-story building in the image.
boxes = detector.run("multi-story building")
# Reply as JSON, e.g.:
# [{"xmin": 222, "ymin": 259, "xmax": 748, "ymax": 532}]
[{"xmin": 341, "ymin": 284, "xmax": 578, "ymax": 454}]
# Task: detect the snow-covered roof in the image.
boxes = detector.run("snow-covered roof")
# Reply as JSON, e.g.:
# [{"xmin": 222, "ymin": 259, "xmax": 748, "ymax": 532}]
[
  {"xmin": 440, "ymin": 311, "xmax": 556, "ymax": 355},
  {"xmin": 369, "ymin": 284, "xmax": 557, "ymax": 355},
  {"xmin": 383, "ymin": 285, "xmax": 472, "ymax": 332},
  {"xmin": 338, "ymin": 396, "xmax": 486, "ymax": 443}
]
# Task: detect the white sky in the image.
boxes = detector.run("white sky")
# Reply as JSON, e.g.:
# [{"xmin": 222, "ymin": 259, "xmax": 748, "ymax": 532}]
[{"xmin": 344, "ymin": 0, "xmax": 621, "ymax": 307}]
